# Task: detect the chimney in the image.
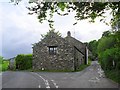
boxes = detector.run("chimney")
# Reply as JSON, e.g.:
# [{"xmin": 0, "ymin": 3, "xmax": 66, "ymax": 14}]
[{"xmin": 67, "ymin": 31, "xmax": 71, "ymax": 37}]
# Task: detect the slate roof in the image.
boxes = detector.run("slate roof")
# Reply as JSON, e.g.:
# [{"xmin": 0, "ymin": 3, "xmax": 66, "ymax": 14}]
[{"xmin": 65, "ymin": 35, "xmax": 86, "ymax": 55}]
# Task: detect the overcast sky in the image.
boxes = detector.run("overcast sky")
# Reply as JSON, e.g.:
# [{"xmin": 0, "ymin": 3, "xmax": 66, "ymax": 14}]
[{"xmin": 0, "ymin": 0, "xmax": 112, "ymax": 59}]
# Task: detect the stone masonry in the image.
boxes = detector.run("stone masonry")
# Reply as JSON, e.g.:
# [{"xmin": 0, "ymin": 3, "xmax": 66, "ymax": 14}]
[{"xmin": 32, "ymin": 31, "xmax": 88, "ymax": 71}]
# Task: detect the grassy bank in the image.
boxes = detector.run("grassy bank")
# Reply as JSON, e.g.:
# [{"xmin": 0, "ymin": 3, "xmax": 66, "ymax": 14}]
[
  {"xmin": 75, "ymin": 59, "xmax": 91, "ymax": 72},
  {"xmin": 105, "ymin": 70, "xmax": 120, "ymax": 84},
  {"xmin": 99, "ymin": 59, "xmax": 120, "ymax": 84}
]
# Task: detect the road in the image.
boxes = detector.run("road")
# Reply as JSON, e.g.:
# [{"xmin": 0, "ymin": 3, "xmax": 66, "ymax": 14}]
[{"xmin": 2, "ymin": 61, "xmax": 119, "ymax": 88}]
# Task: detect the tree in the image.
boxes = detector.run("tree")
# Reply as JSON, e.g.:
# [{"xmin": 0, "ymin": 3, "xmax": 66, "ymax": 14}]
[
  {"xmin": 88, "ymin": 40, "xmax": 98, "ymax": 60},
  {"xmin": 11, "ymin": 0, "xmax": 120, "ymax": 31},
  {"xmin": 0, "ymin": 56, "xmax": 4, "ymax": 64},
  {"xmin": 41, "ymin": 29, "xmax": 61, "ymax": 40},
  {"xmin": 97, "ymin": 30, "xmax": 120, "ymax": 70},
  {"xmin": 15, "ymin": 54, "xmax": 32, "ymax": 70},
  {"xmin": 97, "ymin": 35, "xmax": 115, "ymax": 54},
  {"xmin": 102, "ymin": 30, "xmax": 111, "ymax": 37}
]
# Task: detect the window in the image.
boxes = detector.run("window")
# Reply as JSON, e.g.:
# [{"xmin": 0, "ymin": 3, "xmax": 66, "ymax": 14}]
[{"xmin": 48, "ymin": 46, "xmax": 57, "ymax": 55}]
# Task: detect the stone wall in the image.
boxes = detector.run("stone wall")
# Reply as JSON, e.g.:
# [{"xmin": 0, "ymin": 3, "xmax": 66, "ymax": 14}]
[
  {"xmin": 74, "ymin": 47, "xmax": 84, "ymax": 70},
  {"xmin": 33, "ymin": 32, "xmax": 75, "ymax": 71}
]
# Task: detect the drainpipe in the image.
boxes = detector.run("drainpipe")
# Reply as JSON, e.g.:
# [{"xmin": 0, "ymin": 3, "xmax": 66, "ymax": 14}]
[{"xmin": 85, "ymin": 46, "xmax": 88, "ymax": 65}]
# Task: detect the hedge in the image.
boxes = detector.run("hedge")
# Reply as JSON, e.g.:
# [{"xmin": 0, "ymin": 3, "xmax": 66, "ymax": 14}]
[
  {"xmin": 15, "ymin": 54, "xmax": 32, "ymax": 70},
  {"xmin": 99, "ymin": 48, "xmax": 120, "ymax": 71}
]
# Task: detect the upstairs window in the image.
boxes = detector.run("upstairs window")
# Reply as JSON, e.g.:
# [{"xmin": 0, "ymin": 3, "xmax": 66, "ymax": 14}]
[{"xmin": 48, "ymin": 46, "xmax": 57, "ymax": 55}]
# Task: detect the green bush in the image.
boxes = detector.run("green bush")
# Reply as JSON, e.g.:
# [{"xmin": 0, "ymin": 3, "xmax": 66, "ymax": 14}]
[
  {"xmin": 97, "ymin": 36, "xmax": 116, "ymax": 54},
  {"xmin": 2, "ymin": 60, "xmax": 9, "ymax": 71},
  {"xmin": 105, "ymin": 70, "xmax": 120, "ymax": 84},
  {"xmin": 97, "ymin": 31, "xmax": 120, "ymax": 84},
  {"xmin": 0, "ymin": 56, "xmax": 9, "ymax": 71},
  {"xmin": 15, "ymin": 54, "xmax": 32, "ymax": 70},
  {"xmin": 99, "ymin": 48, "xmax": 120, "ymax": 71}
]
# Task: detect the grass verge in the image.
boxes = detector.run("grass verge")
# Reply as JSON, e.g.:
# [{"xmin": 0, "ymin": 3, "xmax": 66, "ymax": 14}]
[{"xmin": 105, "ymin": 70, "xmax": 120, "ymax": 84}]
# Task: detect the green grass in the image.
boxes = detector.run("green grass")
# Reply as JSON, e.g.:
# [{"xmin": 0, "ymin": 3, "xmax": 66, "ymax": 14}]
[
  {"xmin": 105, "ymin": 70, "xmax": 120, "ymax": 84},
  {"xmin": 74, "ymin": 64, "xmax": 90, "ymax": 72}
]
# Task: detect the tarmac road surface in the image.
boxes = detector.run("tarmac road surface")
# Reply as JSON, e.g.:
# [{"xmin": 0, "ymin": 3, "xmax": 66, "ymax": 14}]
[{"xmin": 2, "ymin": 61, "xmax": 119, "ymax": 88}]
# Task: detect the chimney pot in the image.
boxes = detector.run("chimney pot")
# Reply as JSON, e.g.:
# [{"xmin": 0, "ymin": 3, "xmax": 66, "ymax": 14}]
[{"xmin": 67, "ymin": 31, "xmax": 71, "ymax": 36}]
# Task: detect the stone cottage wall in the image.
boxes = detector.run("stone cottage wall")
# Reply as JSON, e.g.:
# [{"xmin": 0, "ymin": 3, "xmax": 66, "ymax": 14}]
[
  {"xmin": 33, "ymin": 33, "xmax": 75, "ymax": 71},
  {"xmin": 74, "ymin": 47, "xmax": 84, "ymax": 70}
]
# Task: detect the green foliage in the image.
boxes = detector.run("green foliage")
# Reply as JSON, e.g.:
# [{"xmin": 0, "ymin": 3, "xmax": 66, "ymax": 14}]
[
  {"xmin": 97, "ymin": 31, "xmax": 120, "ymax": 83},
  {"xmin": 98, "ymin": 31, "xmax": 120, "ymax": 71},
  {"xmin": 0, "ymin": 56, "xmax": 3, "ymax": 64},
  {"xmin": 88, "ymin": 58, "xmax": 92, "ymax": 65},
  {"xmin": 2, "ymin": 60, "xmax": 9, "ymax": 71},
  {"xmin": 97, "ymin": 35, "xmax": 116, "ymax": 54},
  {"xmin": 0, "ymin": 56, "xmax": 9, "ymax": 71},
  {"xmin": 58, "ymin": 2, "xmax": 66, "ymax": 11},
  {"xmin": 11, "ymin": 1, "xmax": 120, "ymax": 30},
  {"xmin": 41, "ymin": 29, "xmax": 61, "ymax": 40},
  {"xmin": 88, "ymin": 40, "xmax": 98, "ymax": 60},
  {"xmin": 75, "ymin": 64, "xmax": 89, "ymax": 72},
  {"xmin": 15, "ymin": 54, "xmax": 32, "ymax": 70},
  {"xmin": 105, "ymin": 70, "xmax": 120, "ymax": 84},
  {"xmin": 99, "ymin": 48, "xmax": 120, "ymax": 70},
  {"xmin": 102, "ymin": 31, "xmax": 111, "ymax": 37}
]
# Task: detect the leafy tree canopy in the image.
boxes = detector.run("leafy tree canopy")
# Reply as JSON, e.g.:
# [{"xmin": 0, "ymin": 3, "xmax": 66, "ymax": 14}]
[
  {"xmin": 41, "ymin": 29, "xmax": 62, "ymax": 39},
  {"xmin": 102, "ymin": 30, "xmax": 111, "ymax": 37},
  {"xmin": 10, "ymin": 0, "xmax": 120, "ymax": 31}
]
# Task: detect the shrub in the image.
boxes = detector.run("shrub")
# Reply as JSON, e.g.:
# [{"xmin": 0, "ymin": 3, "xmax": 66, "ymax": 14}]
[
  {"xmin": 0, "ymin": 56, "xmax": 9, "ymax": 71},
  {"xmin": 15, "ymin": 54, "xmax": 32, "ymax": 70},
  {"xmin": 99, "ymin": 48, "xmax": 120, "ymax": 71},
  {"xmin": 97, "ymin": 36, "xmax": 116, "ymax": 54},
  {"xmin": 2, "ymin": 60, "xmax": 9, "ymax": 71}
]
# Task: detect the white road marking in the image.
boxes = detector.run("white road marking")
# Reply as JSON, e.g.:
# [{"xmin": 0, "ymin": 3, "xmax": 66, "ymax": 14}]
[
  {"xmin": 51, "ymin": 80, "xmax": 59, "ymax": 88},
  {"xmin": 89, "ymin": 77, "xmax": 100, "ymax": 83},
  {"xmin": 46, "ymin": 86, "xmax": 50, "ymax": 88},
  {"xmin": 38, "ymin": 85, "xmax": 41, "ymax": 88},
  {"xmin": 98, "ymin": 68, "xmax": 104, "ymax": 78},
  {"xmin": 89, "ymin": 69, "xmax": 93, "ymax": 71},
  {"xmin": 70, "ymin": 77, "xmax": 75, "ymax": 79},
  {"xmin": 32, "ymin": 72, "xmax": 50, "ymax": 88},
  {"xmin": 95, "ymin": 77, "xmax": 100, "ymax": 81},
  {"xmin": 45, "ymin": 80, "xmax": 50, "ymax": 88}
]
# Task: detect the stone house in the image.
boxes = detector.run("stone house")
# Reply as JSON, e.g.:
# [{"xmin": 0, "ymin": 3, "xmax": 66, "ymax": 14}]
[{"xmin": 32, "ymin": 31, "xmax": 89, "ymax": 71}]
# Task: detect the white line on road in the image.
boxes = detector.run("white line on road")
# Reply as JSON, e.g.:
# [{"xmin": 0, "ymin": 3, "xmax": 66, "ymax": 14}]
[
  {"xmin": 45, "ymin": 80, "xmax": 50, "ymax": 88},
  {"xmin": 98, "ymin": 68, "xmax": 105, "ymax": 78},
  {"xmin": 32, "ymin": 72, "xmax": 50, "ymax": 88},
  {"xmin": 88, "ymin": 77, "xmax": 100, "ymax": 83},
  {"xmin": 38, "ymin": 85, "xmax": 41, "ymax": 88},
  {"xmin": 51, "ymin": 80, "xmax": 59, "ymax": 88}
]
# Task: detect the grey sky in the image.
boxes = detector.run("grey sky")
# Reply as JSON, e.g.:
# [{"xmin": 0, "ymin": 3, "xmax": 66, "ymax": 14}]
[{"xmin": 0, "ymin": 0, "xmax": 112, "ymax": 59}]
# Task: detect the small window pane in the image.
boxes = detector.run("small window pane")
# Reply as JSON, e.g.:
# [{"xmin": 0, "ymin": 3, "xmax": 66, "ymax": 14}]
[{"xmin": 48, "ymin": 46, "xmax": 57, "ymax": 55}]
